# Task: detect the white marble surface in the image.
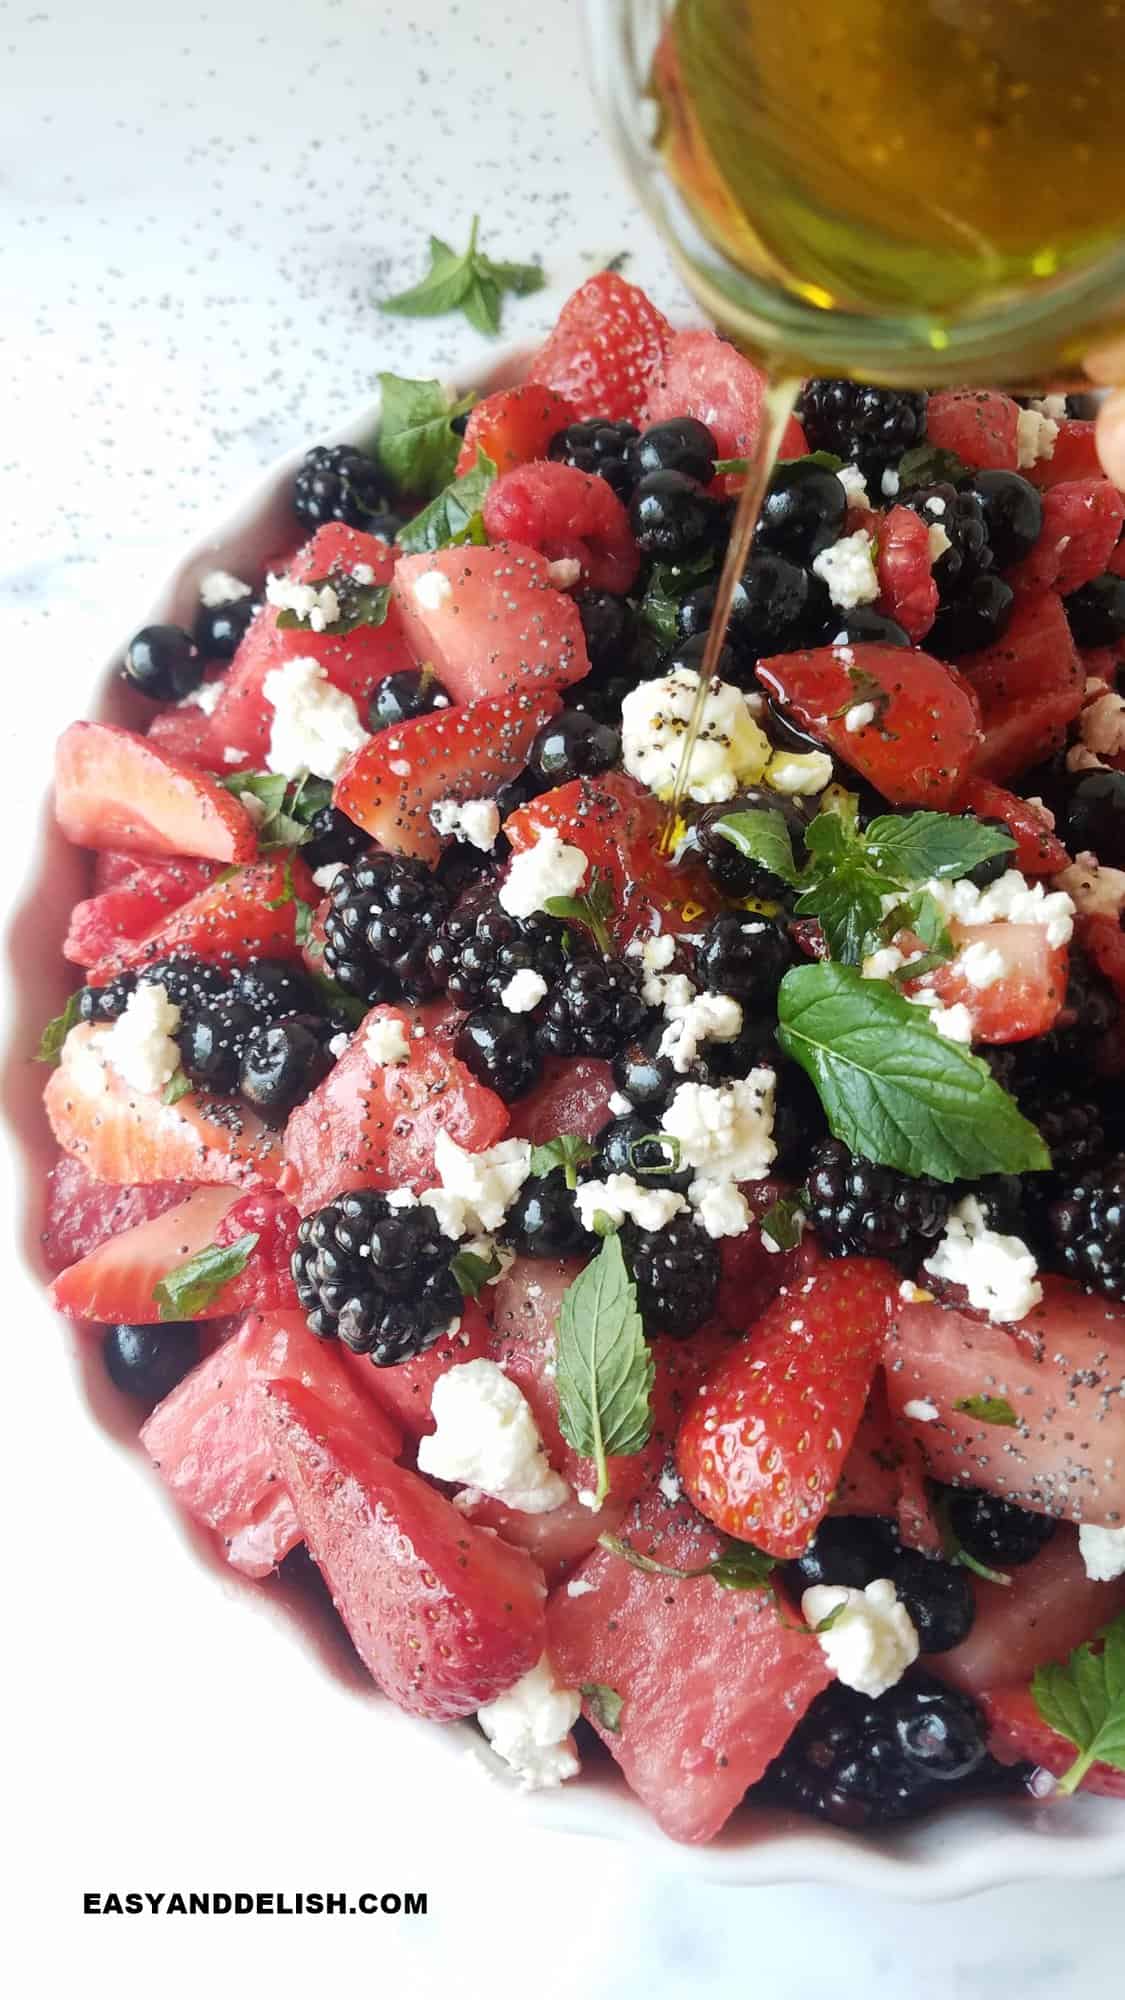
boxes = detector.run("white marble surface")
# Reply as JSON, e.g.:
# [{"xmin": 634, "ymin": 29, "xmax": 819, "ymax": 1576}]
[{"xmin": 2, "ymin": 1, "xmax": 1117, "ymax": 1992}]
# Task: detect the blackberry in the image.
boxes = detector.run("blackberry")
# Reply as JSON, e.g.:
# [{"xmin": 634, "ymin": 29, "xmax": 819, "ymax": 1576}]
[
  {"xmin": 1021, "ymin": 1088, "xmax": 1105, "ymax": 1179},
  {"xmin": 946, "ymin": 1489, "xmax": 1058, "ymax": 1569},
  {"xmin": 323, "ymin": 854, "xmax": 449, "ymax": 1002},
  {"xmin": 425, "ymin": 884, "xmax": 575, "ymax": 1010},
  {"xmin": 123, "ymin": 624, "xmax": 204, "ymax": 702},
  {"xmin": 292, "ymin": 1192, "xmax": 461, "ymax": 1364},
  {"xmin": 756, "ymin": 459, "xmax": 848, "ymax": 564},
  {"xmin": 783, "ymin": 1516, "xmax": 974, "ymax": 1654},
  {"xmin": 178, "ymin": 996, "xmax": 257, "ymax": 1093},
  {"xmin": 628, "ymin": 470, "xmax": 724, "ymax": 562},
  {"xmin": 771, "ymin": 1060, "xmax": 829, "ymax": 1178},
  {"xmin": 1048, "ymin": 1154, "xmax": 1125, "ymax": 1299},
  {"xmin": 807, "ymin": 1137, "xmax": 952, "ymax": 1269},
  {"xmin": 694, "ymin": 912, "xmax": 795, "ymax": 1007},
  {"xmin": 239, "ymin": 1019, "xmax": 330, "ymax": 1113},
  {"xmin": 77, "ymin": 974, "xmax": 137, "ymax": 1023},
  {"xmin": 907, "ymin": 485, "xmax": 992, "ymax": 597},
  {"xmin": 103, "ymin": 1321, "xmax": 201, "ymax": 1404},
  {"xmin": 1064, "ymin": 573, "xmax": 1125, "ymax": 648},
  {"xmin": 548, "ymin": 418, "xmax": 639, "ymax": 496},
  {"xmin": 1058, "ymin": 768, "xmax": 1125, "ymax": 867},
  {"xmin": 627, "ymin": 416, "xmax": 718, "ymax": 487},
  {"xmin": 293, "ymin": 444, "xmax": 392, "ymax": 532},
  {"xmin": 194, "ymin": 593, "xmax": 258, "ymax": 662},
  {"xmin": 626, "ymin": 1214, "xmax": 719, "ymax": 1338},
  {"xmin": 434, "ymin": 839, "xmax": 496, "ymax": 902},
  {"xmin": 368, "ymin": 667, "xmax": 452, "ymax": 732},
  {"xmin": 966, "ymin": 1173, "xmax": 1028, "ymax": 1237},
  {"xmin": 574, "ymin": 589, "xmax": 629, "ymax": 673},
  {"xmin": 140, "ymin": 955, "xmax": 231, "ymax": 1012},
  {"xmin": 527, "ymin": 709, "xmax": 621, "ymax": 790},
  {"xmin": 455, "ymin": 1009, "xmax": 542, "ymax": 1101},
  {"xmin": 928, "ymin": 574, "xmax": 1014, "ymax": 658},
  {"xmin": 796, "ymin": 381, "xmax": 928, "ymax": 483},
  {"xmin": 755, "ymin": 1676, "xmax": 1001, "ymax": 1828},
  {"xmin": 503, "ymin": 1168, "xmax": 588, "ymax": 1258},
  {"xmin": 962, "ymin": 469, "xmax": 1042, "ymax": 569},
  {"xmin": 232, "ymin": 957, "xmax": 319, "ymax": 1021},
  {"xmin": 595, "ymin": 1112, "xmax": 692, "ymax": 1192},
  {"xmin": 302, "ymin": 803, "xmax": 370, "ymax": 873},
  {"xmin": 537, "ymin": 957, "xmax": 647, "ymax": 1059},
  {"xmin": 784, "ymin": 1515, "xmax": 898, "ymax": 1594},
  {"xmin": 736, "ymin": 550, "xmax": 833, "ymax": 658}
]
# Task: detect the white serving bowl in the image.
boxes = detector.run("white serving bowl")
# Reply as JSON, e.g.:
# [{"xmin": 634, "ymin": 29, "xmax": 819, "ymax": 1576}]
[{"xmin": 6, "ymin": 342, "xmax": 1125, "ymax": 1896}]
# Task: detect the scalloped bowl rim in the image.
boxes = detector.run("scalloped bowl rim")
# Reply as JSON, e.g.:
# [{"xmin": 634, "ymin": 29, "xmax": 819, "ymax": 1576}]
[{"xmin": 6, "ymin": 338, "xmax": 1125, "ymax": 1898}]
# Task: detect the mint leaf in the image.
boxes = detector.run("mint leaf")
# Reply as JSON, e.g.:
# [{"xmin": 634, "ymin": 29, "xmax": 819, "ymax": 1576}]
[
  {"xmin": 274, "ymin": 572, "xmax": 392, "ymax": 638},
  {"xmin": 264, "ymin": 857, "xmax": 295, "ymax": 911},
  {"xmin": 598, "ymin": 1530, "xmax": 777, "ymax": 1593},
  {"xmin": 713, "ymin": 808, "xmax": 800, "ymax": 888},
  {"xmin": 397, "ymin": 448, "xmax": 497, "ymax": 555},
  {"xmin": 219, "ymin": 772, "xmax": 333, "ymax": 851},
  {"xmin": 934, "ymin": 1491, "xmax": 1012, "ymax": 1587},
  {"xmin": 376, "ymin": 373, "xmax": 476, "ymax": 497},
  {"xmin": 953, "ymin": 1393, "xmax": 1019, "ymax": 1427},
  {"xmin": 863, "ymin": 812, "xmax": 1015, "ymax": 884},
  {"xmin": 715, "ymin": 449, "xmax": 844, "ymax": 478},
  {"xmin": 37, "ymin": 989, "xmax": 82, "ymax": 1065},
  {"xmin": 544, "ymin": 866, "xmax": 615, "ymax": 956},
  {"xmin": 451, "ymin": 1245, "xmax": 503, "ymax": 1299},
  {"xmin": 795, "ymin": 809, "xmax": 887, "ymax": 965},
  {"xmin": 580, "ymin": 1682, "xmax": 624, "ymax": 1733},
  {"xmin": 637, "ymin": 552, "xmax": 717, "ymax": 645},
  {"xmin": 759, "ymin": 1192, "xmax": 806, "ymax": 1253},
  {"xmin": 310, "ymin": 972, "xmax": 366, "ymax": 1027},
  {"xmin": 1032, "ymin": 1610, "xmax": 1125, "ymax": 1795},
  {"xmin": 882, "ymin": 888, "xmax": 956, "ymax": 983},
  {"xmin": 152, "ymin": 1232, "xmax": 259, "ymax": 1321},
  {"xmin": 776, "ymin": 962, "xmax": 1052, "ymax": 1182},
  {"xmin": 556, "ymin": 1234, "xmax": 654, "ymax": 1508},
  {"xmin": 529, "ymin": 1135, "xmax": 597, "ymax": 1191},
  {"xmin": 379, "ymin": 217, "xmax": 544, "ymax": 337},
  {"xmin": 894, "ymin": 443, "xmax": 970, "ymax": 493},
  {"xmin": 161, "ymin": 1071, "xmax": 193, "ymax": 1106}
]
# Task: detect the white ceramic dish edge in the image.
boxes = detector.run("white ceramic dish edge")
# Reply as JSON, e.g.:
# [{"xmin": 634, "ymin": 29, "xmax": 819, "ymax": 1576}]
[{"xmin": 6, "ymin": 341, "xmax": 1125, "ymax": 1897}]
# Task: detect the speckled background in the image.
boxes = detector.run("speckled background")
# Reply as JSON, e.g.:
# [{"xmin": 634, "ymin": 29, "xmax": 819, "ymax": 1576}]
[{"xmin": 4, "ymin": 3, "xmax": 1119, "ymax": 1992}]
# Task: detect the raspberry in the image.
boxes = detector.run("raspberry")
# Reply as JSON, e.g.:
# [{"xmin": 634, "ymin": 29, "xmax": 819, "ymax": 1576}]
[{"xmin": 481, "ymin": 460, "xmax": 640, "ymax": 595}]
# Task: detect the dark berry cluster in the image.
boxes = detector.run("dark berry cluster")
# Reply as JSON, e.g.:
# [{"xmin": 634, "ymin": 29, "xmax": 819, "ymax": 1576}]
[
  {"xmin": 1048, "ymin": 1155, "xmax": 1125, "ymax": 1300},
  {"xmin": 323, "ymin": 854, "xmax": 450, "ymax": 1002},
  {"xmin": 797, "ymin": 380, "xmax": 929, "ymax": 482},
  {"xmin": 425, "ymin": 884, "xmax": 576, "ymax": 1010},
  {"xmin": 806, "ymin": 1139, "xmax": 952, "ymax": 1270},
  {"xmin": 292, "ymin": 1191, "xmax": 462, "ymax": 1364},
  {"xmin": 292, "ymin": 444, "xmax": 398, "ymax": 535},
  {"xmin": 547, "ymin": 418, "xmax": 638, "ymax": 496},
  {"xmin": 784, "ymin": 1515, "xmax": 974, "ymax": 1656}
]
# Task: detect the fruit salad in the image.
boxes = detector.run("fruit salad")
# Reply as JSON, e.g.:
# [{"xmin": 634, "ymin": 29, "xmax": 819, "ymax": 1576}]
[{"xmin": 37, "ymin": 272, "xmax": 1125, "ymax": 1844}]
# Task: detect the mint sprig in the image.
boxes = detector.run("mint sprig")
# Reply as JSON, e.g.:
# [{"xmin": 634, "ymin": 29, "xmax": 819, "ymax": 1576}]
[
  {"xmin": 397, "ymin": 448, "xmax": 497, "ymax": 555},
  {"xmin": 759, "ymin": 1192, "xmax": 806, "ymax": 1253},
  {"xmin": 777, "ymin": 962, "xmax": 1051, "ymax": 1182},
  {"xmin": 274, "ymin": 572, "xmax": 391, "ymax": 638},
  {"xmin": 556, "ymin": 1234, "xmax": 654, "ymax": 1509},
  {"xmin": 598, "ymin": 1530, "xmax": 778, "ymax": 1594},
  {"xmin": 451, "ymin": 1245, "xmax": 504, "ymax": 1299},
  {"xmin": 636, "ymin": 551, "xmax": 718, "ymax": 646},
  {"xmin": 1033, "ymin": 1609, "xmax": 1125, "ymax": 1795},
  {"xmin": 580, "ymin": 1682, "xmax": 624, "ymax": 1734},
  {"xmin": 376, "ymin": 374, "xmax": 476, "ymax": 497},
  {"xmin": 218, "ymin": 771, "xmax": 333, "ymax": 851},
  {"xmin": 379, "ymin": 216, "xmax": 544, "ymax": 337},
  {"xmin": 529, "ymin": 1135, "xmax": 597, "ymax": 1190},
  {"xmin": 953, "ymin": 1393, "xmax": 1019, "ymax": 1427},
  {"xmin": 152, "ymin": 1232, "xmax": 259, "ymax": 1321},
  {"xmin": 36, "ymin": 989, "xmax": 82, "ymax": 1065},
  {"xmin": 544, "ymin": 865, "xmax": 615, "ymax": 956}
]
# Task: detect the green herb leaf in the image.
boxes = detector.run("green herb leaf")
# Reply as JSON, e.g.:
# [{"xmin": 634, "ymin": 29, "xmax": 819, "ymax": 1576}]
[
  {"xmin": 795, "ymin": 808, "xmax": 887, "ymax": 965},
  {"xmin": 759, "ymin": 1192, "xmax": 806, "ymax": 1253},
  {"xmin": 1032, "ymin": 1610, "xmax": 1125, "ymax": 1795},
  {"xmin": 713, "ymin": 808, "xmax": 801, "ymax": 888},
  {"xmin": 274, "ymin": 571, "xmax": 392, "ymax": 638},
  {"xmin": 529, "ymin": 1135, "xmax": 597, "ymax": 1191},
  {"xmin": 894, "ymin": 443, "xmax": 970, "ymax": 493},
  {"xmin": 36, "ymin": 990, "xmax": 82, "ymax": 1065},
  {"xmin": 219, "ymin": 772, "xmax": 333, "ymax": 851},
  {"xmin": 953, "ymin": 1393, "xmax": 1019, "ymax": 1427},
  {"xmin": 556, "ymin": 1234, "xmax": 654, "ymax": 1508},
  {"xmin": 264, "ymin": 857, "xmax": 295, "ymax": 911},
  {"xmin": 580, "ymin": 1682, "xmax": 624, "ymax": 1733},
  {"xmin": 451, "ymin": 1245, "xmax": 504, "ymax": 1299},
  {"xmin": 813, "ymin": 1601, "xmax": 848, "ymax": 1634},
  {"xmin": 376, "ymin": 373, "xmax": 476, "ymax": 497},
  {"xmin": 544, "ymin": 865, "xmax": 615, "ymax": 956},
  {"xmin": 709, "ymin": 1542, "xmax": 779, "ymax": 1593},
  {"xmin": 161, "ymin": 1071, "xmax": 193, "ymax": 1106},
  {"xmin": 309, "ymin": 973, "xmax": 366, "ymax": 1027},
  {"xmin": 934, "ymin": 1491, "xmax": 1012, "ymax": 1587},
  {"xmin": 379, "ymin": 216, "xmax": 544, "ymax": 337},
  {"xmin": 863, "ymin": 812, "xmax": 1015, "ymax": 884},
  {"xmin": 626, "ymin": 1132, "xmax": 681, "ymax": 1177},
  {"xmin": 396, "ymin": 448, "xmax": 497, "ymax": 555},
  {"xmin": 636, "ymin": 551, "xmax": 717, "ymax": 645},
  {"xmin": 776, "ymin": 962, "xmax": 1052, "ymax": 1182},
  {"xmin": 881, "ymin": 888, "xmax": 956, "ymax": 983},
  {"xmin": 152, "ymin": 1232, "xmax": 260, "ymax": 1321}
]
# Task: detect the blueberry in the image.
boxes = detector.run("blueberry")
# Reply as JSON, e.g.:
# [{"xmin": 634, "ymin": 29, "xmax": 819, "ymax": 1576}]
[
  {"xmin": 302, "ymin": 803, "xmax": 370, "ymax": 873},
  {"xmin": 179, "ymin": 997, "xmax": 257, "ymax": 1093},
  {"xmin": 595, "ymin": 1112, "xmax": 692, "ymax": 1192},
  {"xmin": 239, "ymin": 1019, "xmax": 329, "ymax": 1112},
  {"xmin": 928, "ymin": 574, "xmax": 1014, "ymax": 657},
  {"xmin": 611, "ymin": 1034, "xmax": 680, "ymax": 1116},
  {"xmin": 963, "ymin": 817, "xmax": 1014, "ymax": 888},
  {"xmin": 756, "ymin": 460, "xmax": 848, "ymax": 563},
  {"xmin": 574, "ymin": 589, "xmax": 629, "ymax": 670},
  {"xmin": 103, "ymin": 1321, "xmax": 201, "ymax": 1404},
  {"xmin": 1059, "ymin": 768, "xmax": 1125, "ymax": 868},
  {"xmin": 194, "ymin": 595, "xmax": 258, "ymax": 661},
  {"xmin": 629, "ymin": 469, "xmax": 725, "ymax": 562},
  {"xmin": 1064, "ymin": 573, "xmax": 1125, "ymax": 648},
  {"xmin": 694, "ymin": 912, "xmax": 795, "ymax": 1008},
  {"xmin": 369, "ymin": 668, "xmax": 451, "ymax": 732},
  {"xmin": 140, "ymin": 956, "xmax": 230, "ymax": 1011},
  {"xmin": 738, "ymin": 551, "xmax": 833, "ymax": 657},
  {"xmin": 77, "ymin": 974, "xmax": 137, "ymax": 1023},
  {"xmin": 961, "ymin": 469, "xmax": 1043, "ymax": 569},
  {"xmin": 123, "ymin": 625, "xmax": 204, "ymax": 701},
  {"xmin": 890, "ymin": 1549, "xmax": 975, "ymax": 1653},
  {"xmin": 627, "ymin": 417, "xmax": 718, "ymax": 487},
  {"xmin": 690, "ymin": 786, "xmax": 810, "ymax": 901},
  {"xmin": 830, "ymin": 604, "xmax": 911, "ymax": 647},
  {"xmin": 661, "ymin": 628, "xmax": 740, "ymax": 688},
  {"xmin": 784, "ymin": 1515, "xmax": 899, "ymax": 1595},
  {"xmin": 231, "ymin": 957, "xmax": 319, "ymax": 1021},
  {"xmin": 503, "ymin": 1168, "xmax": 589, "ymax": 1258},
  {"xmin": 883, "ymin": 1678, "xmax": 989, "ymax": 1782},
  {"xmin": 455, "ymin": 1009, "xmax": 542, "ymax": 1101},
  {"xmin": 528, "ymin": 710, "xmax": 621, "ymax": 788},
  {"xmin": 947, "ymin": 1489, "xmax": 1058, "ymax": 1568}
]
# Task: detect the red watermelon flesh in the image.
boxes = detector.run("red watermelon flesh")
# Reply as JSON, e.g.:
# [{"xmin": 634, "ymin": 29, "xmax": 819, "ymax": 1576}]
[
  {"xmin": 337, "ymin": 1299, "xmax": 493, "ymax": 1443},
  {"xmin": 979, "ymin": 1685, "xmax": 1125, "ymax": 1795},
  {"xmin": 41, "ymin": 1155, "xmax": 185, "ymax": 1274},
  {"xmin": 505, "ymin": 1057, "xmax": 615, "ymax": 1146},
  {"xmin": 140, "ymin": 1309, "xmax": 403, "ymax": 1578},
  {"xmin": 546, "ymin": 1480, "xmax": 832, "ymax": 1843},
  {"xmin": 391, "ymin": 544, "xmax": 589, "ymax": 706},
  {"xmin": 933, "ymin": 1527, "xmax": 1125, "ymax": 1698}
]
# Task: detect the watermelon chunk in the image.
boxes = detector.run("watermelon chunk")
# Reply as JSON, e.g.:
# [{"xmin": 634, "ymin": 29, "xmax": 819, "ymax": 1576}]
[
  {"xmin": 85, "ymin": 853, "xmax": 318, "ymax": 984},
  {"xmin": 926, "ymin": 390, "xmax": 1020, "ymax": 471},
  {"xmin": 337, "ymin": 1300, "xmax": 493, "ymax": 1442},
  {"xmin": 391, "ymin": 544, "xmax": 589, "ymax": 706},
  {"xmin": 934, "ymin": 1528, "xmax": 1125, "ymax": 1698},
  {"xmin": 505, "ymin": 1056, "xmax": 615, "ymax": 1147},
  {"xmin": 41, "ymin": 1155, "xmax": 186, "ymax": 1274},
  {"xmin": 980, "ymin": 1684, "xmax": 1125, "ymax": 1795},
  {"xmin": 962, "ymin": 590, "xmax": 1083, "ymax": 781}
]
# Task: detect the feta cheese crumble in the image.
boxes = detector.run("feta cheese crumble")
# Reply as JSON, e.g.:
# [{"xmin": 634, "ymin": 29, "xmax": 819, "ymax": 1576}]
[
  {"xmin": 364, "ymin": 1016, "xmax": 410, "ymax": 1067},
  {"xmin": 1078, "ymin": 1522, "xmax": 1125, "ymax": 1582},
  {"xmin": 1080, "ymin": 690, "xmax": 1125, "ymax": 759},
  {"xmin": 263, "ymin": 656, "xmax": 369, "ymax": 781},
  {"xmin": 662, "ymin": 1070, "xmax": 777, "ymax": 1183},
  {"xmin": 574, "ymin": 1174, "xmax": 687, "ymax": 1235},
  {"xmin": 928, "ymin": 522, "xmax": 953, "ymax": 563},
  {"xmin": 104, "ymin": 981, "xmax": 182, "ymax": 1095},
  {"xmin": 1054, "ymin": 851, "xmax": 1125, "ymax": 921},
  {"xmin": 199, "ymin": 568, "xmax": 253, "ymax": 608},
  {"xmin": 500, "ymin": 968, "xmax": 548, "ymax": 1014},
  {"xmin": 476, "ymin": 1655, "xmax": 581, "ymax": 1790},
  {"xmin": 764, "ymin": 748, "xmax": 834, "ymax": 797},
  {"xmin": 1016, "ymin": 407, "xmax": 1059, "ymax": 470},
  {"xmin": 688, "ymin": 1177, "xmax": 751, "ymax": 1239},
  {"xmin": 923, "ymin": 1195, "xmax": 1042, "ymax": 1323},
  {"xmin": 957, "ymin": 941, "xmax": 1007, "ymax": 990},
  {"xmin": 844, "ymin": 699, "xmax": 877, "ymax": 734},
  {"xmin": 811, "ymin": 529, "xmax": 880, "ymax": 610},
  {"xmin": 265, "ymin": 572, "xmax": 341, "ymax": 632},
  {"xmin": 801, "ymin": 1579, "xmax": 919, "ymax": 1698},
  {"xmin": 620, "ymin": 667, "xmax": 771, "ymax": 805},
  {"xmin": 411, "ymin": 568, "xmax": 454, "ymax": 611},
  {"xmin": 429, "ymin": 795, "xmax": 501, "ymax": 851},
  {"xmin": 179, "ymin": 679, "xmax": 223, "ymax": 716},
  {"xmin": 498, "ymin": 827, "xmax": 588, "ymax": 920},
  {"xmin": 925, "ymin": 869, "xmax": 1075, "ymax": 948},
  {"xmin": 417, "ymin": 1360, "xmax": 570, "ymax": 1514},
  {"xmin": 836, "ymin": 463, "xmax": 872, "ymax": 510},
  {"xmin": 427, "ymin": 1130, "xmax": 533, "ymax": 1236},
  {"xmin": 658, "ymin": 990, "xmax": 743, "ymax": 1074},
  {"xmin": 903, "ymin": 1397, "xmax": 939, "ymax": 1424}
]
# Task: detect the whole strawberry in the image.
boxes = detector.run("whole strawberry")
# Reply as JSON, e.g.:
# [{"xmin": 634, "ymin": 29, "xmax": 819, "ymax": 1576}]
[
  {"xmin": 676, "ymin": 1256, "xmax": 897, "ymax": 1559},
  {"xmin": 527, "ymin": 273, "xmax": 673, "ymax": 426}
]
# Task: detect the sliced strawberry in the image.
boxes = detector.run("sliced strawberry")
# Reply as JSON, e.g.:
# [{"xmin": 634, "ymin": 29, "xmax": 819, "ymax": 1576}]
[
  {"xmin": 50, "ymin": 1184, "xmax": 299, "ymax": 1322},
  {"xmin": 875, "ymin": 505, "xmax": 938, "ymax": 642},
  {"xmin": 66, "ymin": 855, "xmax": 222, "ymax": 970},
  {"xmin": 481, "ymin": 462, "xmax": 640, "ymax": 594},
  {"xmin": 755, "ymin": 642, "xmax": 983, "ymax": 808},
  {"xmin": 260, "ymin": 1380, "xmax": 546, "ymax": 1717},
  {"xmin": 455, "ymin": 383, "xmax": 577, "ymax": 477},
  {"xmin": 524, "ymin": 272, "xmax": 673, "ymax": 425},
  {"xmin": 334, "ymin": 687, "xmax": 561, "ymax": 864},
  {"xmin": 962, "ymin": 590, "xmax": 1083, "ymax": 781},
  {"xmin": 676, "ymin": 1256, "xmax": 897, "ymax": 1557},
  {"xmin": 55, "ymin": 721, "xmax": 257, "ymax": 864},
  {"xmin": 85, "ymin": 853, "xmax": 316, "ymax": 984},
  {"xmin": 279, "ymin": 1001, "xmax": 508, "ymax": 1213},
  {"xmin": 503, "ymin": 769, "xmax": 720, "ymax": 945},
  {"xmin": 926, "ymin": 389, "xmax": 1020, "ymax": 471},
  {"xmin": 93, "ymin": 851, "xmax": 217, "ymax": 899},
  {"xmin": 41, "ymin": 1155, "xmax": 186, "ymax": 1274},
  {"xmin": 979, "ymin": 1685, "xmax": 1125, "ymax": 1796},
  {"xmin": 955, "ymin": 779, "xmax": 1069, "ymax": 875},
  {"xmin": 391, "ymin": 544, "xmax": 588, "ymax": 706},
  {"xmin": 1027, "ymin": 418, "xmax": 1102, "ymax": 489},
  {"xmin": 642, "ymin": 329, "xmax": 768, "ymax": 491},
  {"xmin": 338, "ymin": 1300, "xmax": 494, "ymax": 1442},
  {"xmin": 45, "ymin": 1023, "xmax": 282, "ymax": 1187},
  {"xmin": 140, "ymin": 1309, "xmax": 402, "ymax": 1578}
]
